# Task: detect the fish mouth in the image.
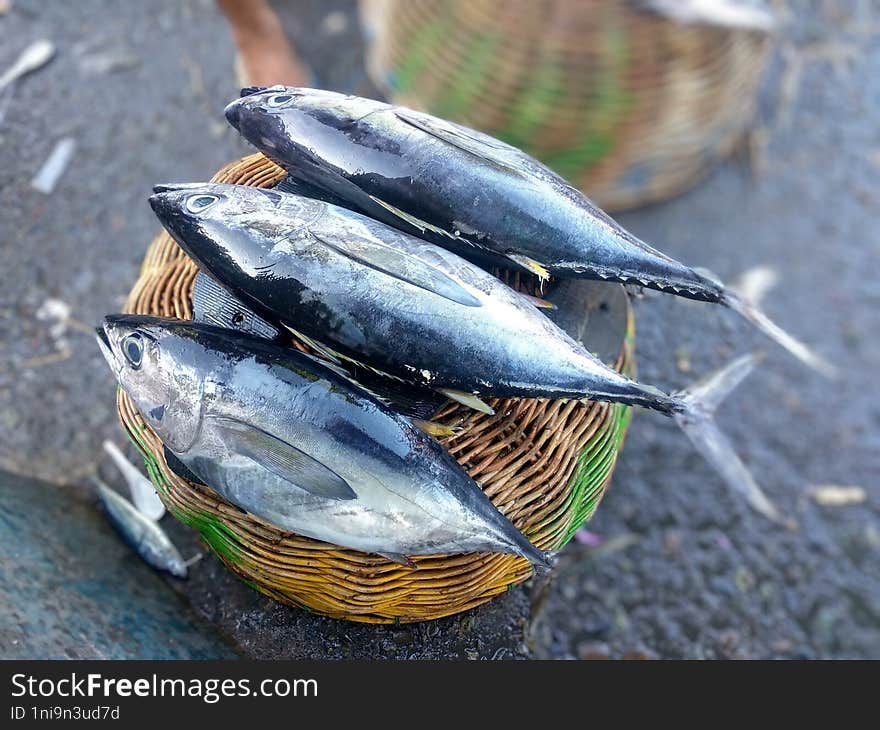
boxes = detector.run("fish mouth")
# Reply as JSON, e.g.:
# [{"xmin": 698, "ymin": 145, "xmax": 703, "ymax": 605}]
[
  {"xmin": 95, "ymin": 324, "xmax": 121, "ymax": 375},
  {"xmin": 148, "ymin": 192, "xmax": 170, "ymax": 222},
  {"xmin": 225, "ymin": 99, "xmax": 242, "ymax": 128}
]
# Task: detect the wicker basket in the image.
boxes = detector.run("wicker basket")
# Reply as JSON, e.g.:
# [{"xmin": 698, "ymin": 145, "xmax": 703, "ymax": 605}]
[
  {"xmin": 116, "ymin": 153, "xmax": 634, "ymax": 623},
  {"xmin": 361, "ymin": 0, "xmax": 771, "ymax": 211}
]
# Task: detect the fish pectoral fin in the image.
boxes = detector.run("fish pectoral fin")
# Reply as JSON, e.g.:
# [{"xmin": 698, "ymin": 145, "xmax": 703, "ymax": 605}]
[
  {"xmin": 367, "ymin": 195, "xmax": 458, "ymax": 241},
  {"xmin": 309, "ymin": 231, "xmax": 481, "ymax": 308},
  {"xmin": 211, "ymin": 416, "xmax": 357, "ymax": 501},
  {"xmin": 162, "ymin": 446, "xmax": 203, "ymax": 485},
  {"xmin": 376, "ymin": 551, "xmax": 418, "ymax": 569},
  {"xmin": 192, "ymin": 271, "xmax": 282, "ymax": 341},
  {"xmin": 393, "ymin": 107, "xmax": 525, "ymax": 175},
  {"xmin": 438, "ymin": 389, "xmax": 495, "ymax": 415},
  {"xmin": 411, "ymin": 418, "xmax": 459, "ymax": 438},
  {"xmin": 506, "ymin": 253, "xmax": 550, "ymax": 281}
]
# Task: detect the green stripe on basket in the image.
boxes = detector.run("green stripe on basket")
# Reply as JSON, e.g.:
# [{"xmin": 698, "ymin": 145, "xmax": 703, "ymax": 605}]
[
  {"xmin": 495, "ymin": 56, "xmax": 566, "ymax": 151},
  {"xmin": 178, "ymin": 510, "xmax": 243, "ymax": 566},
  {"xmin": 541, "ymin": 20, "xmax": 634, "ymax": 180},
  {"xmin": 119, "ymin": 389, "xmax": 242, "ymax": 565},
  {"xmin": 557, "ymin": 401, "xmax": 632, "ymax": 547},
  {"xmin": 427, "ymin": 31, "xmax": 501, "ymax": 120},
  {"xmin": 120, "ymin": 399, "xmax": 170, "ymax": 500}
]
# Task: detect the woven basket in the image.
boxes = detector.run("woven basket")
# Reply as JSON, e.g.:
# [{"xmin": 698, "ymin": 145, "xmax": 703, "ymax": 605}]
[
  {"xmin": 361, "ymin": 0, "xmax": 770, "ymax": 211},
  {"xmin": 116, "ymin": 153, "xmax": 635, "ymax": 623}
]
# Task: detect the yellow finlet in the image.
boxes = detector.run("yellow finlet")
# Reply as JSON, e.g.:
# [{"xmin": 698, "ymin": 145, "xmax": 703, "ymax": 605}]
[
  {"xmin": 507, "ymin": 253, "xmax": 550, "ymax": 281},
  {"xmin": 411, "ymin": 418, "xmax": 459, "ymax": 438}
]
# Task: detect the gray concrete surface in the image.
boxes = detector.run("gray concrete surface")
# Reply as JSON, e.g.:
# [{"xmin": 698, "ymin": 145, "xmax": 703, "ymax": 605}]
[
  {"xmin": 0, "ymin": 470, "xmax": 238, "ymax": 659},
  {"xmin": 0, "ymin": 0, "xmax": 877, "ymax": 659}
]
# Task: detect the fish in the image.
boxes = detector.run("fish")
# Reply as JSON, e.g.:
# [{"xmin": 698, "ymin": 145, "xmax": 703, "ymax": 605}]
[
  {"xmin": 223, "ymin": 87, "xmax": 832, "ymax": 376},
  {"xmin": 92, "ymin": 476, "xmax": 187, "ymax": 577},
  {"xmin": 95, "ymin": 314, "xmax": 553, "ymax": 569},
  {"xmin": 149, "ymin": 182, "xmax": 784, "ymax": 524},
  {"xmin": 191, "ymin": 269, "xmax": 446, "ymax": 421},
  {"xmin": 103, "ymin": 440, "xmax": 166, "ymax": 521}
]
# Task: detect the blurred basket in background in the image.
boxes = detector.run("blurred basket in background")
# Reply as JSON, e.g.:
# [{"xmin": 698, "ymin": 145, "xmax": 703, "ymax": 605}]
[
  {"xmin": 115, "ymin": 153, "xmax": 636, "ymax": 623},
  {"xmin": 361, "ymin": 0, "xmax": 771, "ymax": 211}
]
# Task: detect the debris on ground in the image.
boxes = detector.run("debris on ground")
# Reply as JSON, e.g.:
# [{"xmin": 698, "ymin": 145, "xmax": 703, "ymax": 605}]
[
  {"xmin": 807, "ymin": 485, "xmax": 867, "ymax": 507},
  {"xmin": 31, "ymin": 136, "xmax": 75, "ymax": 194},
  {"xmin": 0, "ymin": 38, "xmax": 54, "ymax": 92},
  {"xmin": 573, "ymin": 527, "xmax": 603, "ymax": 546}
]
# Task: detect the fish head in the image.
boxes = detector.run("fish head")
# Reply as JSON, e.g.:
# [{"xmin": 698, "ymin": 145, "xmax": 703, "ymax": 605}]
[
  {"xmin": 149, "ymin": 182, "xmax": 327, "ymax": 279},
  {"xmin": 96, "ymin": 314, "xmax": 206, "ymax": 452},
  {"xmin": 224, "ymin": 86, "xmax": 387, "ymax": 173}
]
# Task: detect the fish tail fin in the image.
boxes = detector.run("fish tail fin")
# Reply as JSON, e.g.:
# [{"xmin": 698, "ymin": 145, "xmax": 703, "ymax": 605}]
[
  {"xmin": 671, "ymin": 352, "xmax": 796, "ymax": 529},
  {"xmin": 721, "ymin": 287, "xmax": 837, "ymax": 379},
  {"xmin": 532, "ymin": 549, "xmax": 559, "ymax": 575},
  {"xmin": 509, "ymin": 535, "xmax": 557, "ymax": 574}
]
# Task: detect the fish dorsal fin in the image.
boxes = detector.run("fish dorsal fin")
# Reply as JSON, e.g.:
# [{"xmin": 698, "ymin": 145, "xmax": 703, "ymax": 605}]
[
  {"xmin": 210, "ymin": 416, "xmax": 356, "ymax": 500},
  {"xmin": 309, "ymin": 231, "xmax": 481, "ymax": 307},
  {"xmin": 394, "ymin": 107, "xmax": 525, "ymax": 175}
]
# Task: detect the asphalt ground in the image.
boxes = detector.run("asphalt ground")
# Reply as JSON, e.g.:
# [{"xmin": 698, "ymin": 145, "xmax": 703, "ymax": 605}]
[{"xmin": 0, "ymin": 0, "xmax": 877, "ymax": 658}]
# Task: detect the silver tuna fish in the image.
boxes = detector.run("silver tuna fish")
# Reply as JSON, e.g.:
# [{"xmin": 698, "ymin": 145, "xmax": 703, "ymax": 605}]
[
  {"xmin": 96, "ymin": 314, "xmax": 552, "ymax": 568},
  {"xmin": 93, "ymin": 476, "xmax": 186, "ymax": 577},
  {"xmin": 224, "ymin": 86, "xmax": 832, "ymax": 377},
  {"xmin": 148, "ymin": 183, "xmax": 784, "ymax": 524}
]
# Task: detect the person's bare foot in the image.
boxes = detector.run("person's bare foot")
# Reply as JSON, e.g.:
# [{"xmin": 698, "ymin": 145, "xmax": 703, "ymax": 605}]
[{"xmin": 217, "ymin": 0, "xmax": 311, "ymax": 88}]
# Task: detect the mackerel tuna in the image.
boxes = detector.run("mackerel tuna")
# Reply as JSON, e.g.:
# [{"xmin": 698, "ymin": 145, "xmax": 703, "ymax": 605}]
[
  {"xmin": 149, "ymin": 183, "xmax": 784, "ymax": 524},
  {"xmin": 224, "ymin": 86, "xmax": 832, "ymax": 376},
  {"xmin": 96, "ymin": 315, "xmax": 552, "ymax": 568},
  {"xmin": 93, "ymin": 476, "xmax": 187, "ymax": 577}
]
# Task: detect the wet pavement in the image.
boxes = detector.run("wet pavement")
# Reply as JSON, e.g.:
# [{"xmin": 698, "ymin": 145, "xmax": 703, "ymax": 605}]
[{"xmin": 0, "ymin": 0, "xmax": 877, "ymax": 659}]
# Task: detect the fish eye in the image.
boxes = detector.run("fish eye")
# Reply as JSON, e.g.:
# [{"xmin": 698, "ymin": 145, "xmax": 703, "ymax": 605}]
[
  {"xmin": 122, "ymin": 333, "xmax": 143, "ymax": 369},
  {"xmin": 267, "ymin": 93, "xmax": 294, "ymax": 108},
  {"xmin": 185, "ymin": 194, "xmax": 219, "ymax": 214}
]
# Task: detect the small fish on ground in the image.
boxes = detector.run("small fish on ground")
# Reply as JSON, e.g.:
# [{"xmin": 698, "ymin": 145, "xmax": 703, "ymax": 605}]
[
  {"xmin": 103, "ymin": 440, "xmax": 165, "ymax": 521},
  {"xmin": 92, "ymin": 476, "xmax": 186, "ymax": 578}
]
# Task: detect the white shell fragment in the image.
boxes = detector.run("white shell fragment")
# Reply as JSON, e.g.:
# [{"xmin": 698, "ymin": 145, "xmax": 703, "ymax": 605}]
[
  {"xmin": 31, "ymin": 137, "xmax": 76, "ymax": 194},
  {"xmin": 0, "ymin": 38, "xmax": 55, "ymax": 91}
]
